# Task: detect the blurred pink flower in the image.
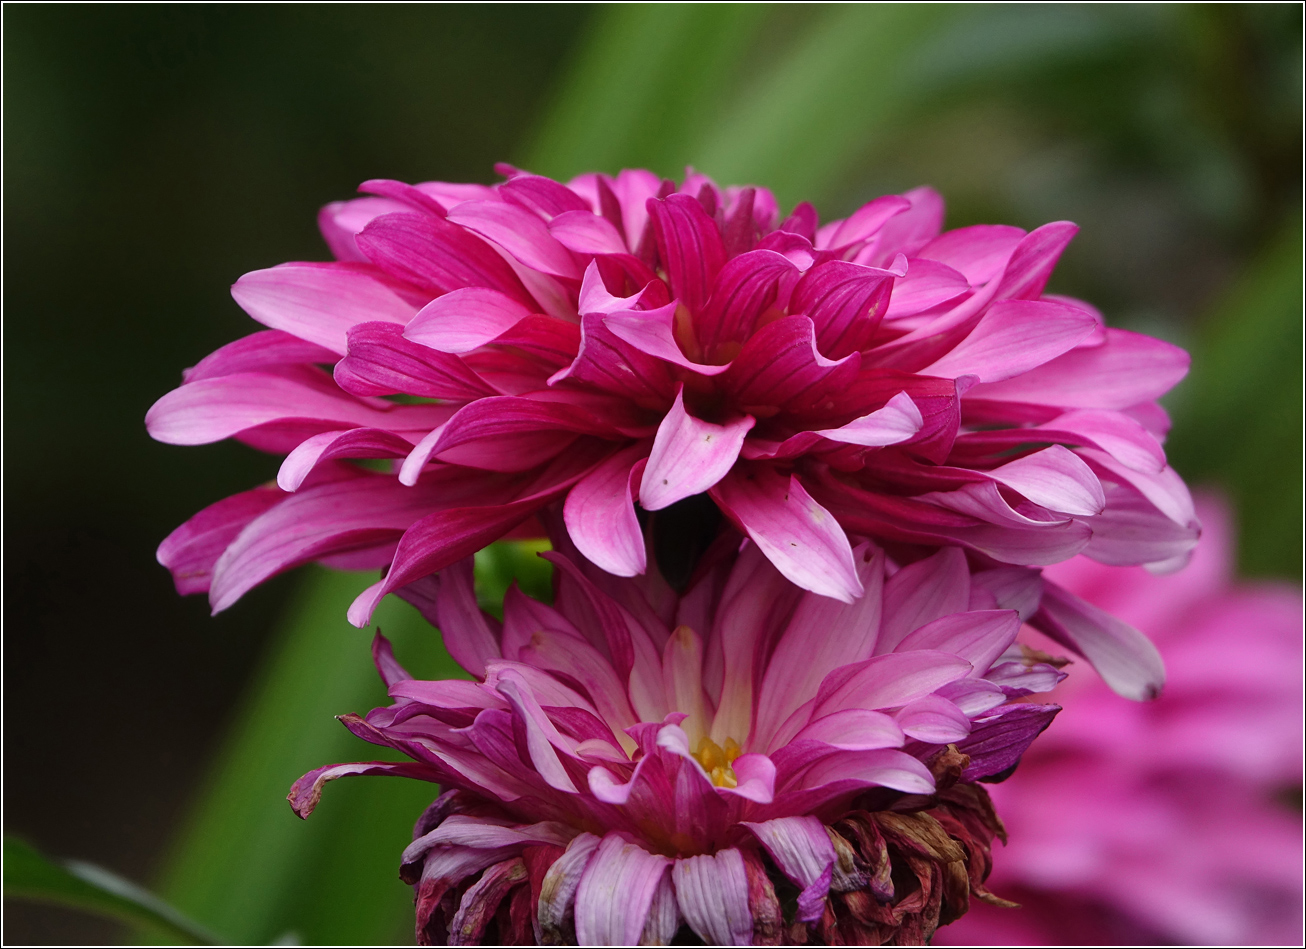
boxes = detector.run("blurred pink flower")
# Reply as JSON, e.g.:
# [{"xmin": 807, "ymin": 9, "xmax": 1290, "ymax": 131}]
[
  {"xmin": 935, "ymin": 495, "xmax": 1304, "ymax": 946},
  {"xmin": 147, "ymin": 166, "xmax": 1195, "ymax": 697},
  {"xmin": 290, "ymin": 527, "xmax": 1067, "ymax": 945}
]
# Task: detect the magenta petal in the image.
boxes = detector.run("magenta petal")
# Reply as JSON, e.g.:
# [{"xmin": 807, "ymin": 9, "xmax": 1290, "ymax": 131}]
[
  {"xmin": 672, "ymin": 850, "xmax": 754, "ymax": 946},
  {"xmin": 287, "ymin": 760, "xmax": 438, "ymax": 818},
  {"xmin": 922, "ymin": 298, "xmax": 1098, "ymax": 383},
  {"xmin": 550, "ymin": 311, "xmax": 676, "ymax": 407},
  {"xmin": 724, "ymin": 754, "xmax": 777, "ymax": 804},
  {"xmin": 884, "ymin": 258, "xmax": 970, "ymax": 318},
  {"xmin": 711, "ymin": 466, "xmax": 862, "ymax": 603},
  {"xmin": 988, "ymin": 445, "xmax": 1105, "ymax": 517},
  {"xmin": 335, "ymin": 321, "xmax": 496, "ymax": 400},
  {"xmin": 721, "ymin": 316, "xmax": 860, "ymax": 411},
  {"xmin": 790, "ymin": 259, "xmax": 895, "ymax": 359},
  {"xmin": 603, "ymin": 302, "xmax": 731, "ymax": 377},
  {"xmin": 403, "ymin": 557, "xmax": 502, "ymax": 678},
  {"xmin": 425, "ymin": 397, "xmax": 611, "ymax": 472},
  {"xmin": 895, "ymin": 694, "xmax": 972, "ymax": 743},
  {"xmin": 494, "ymin": 670, "xmax": 580, "ymax": 792},
  {"xmin": 639, "ymin": 387, "xmax": 754, "ymax": 511},
  {"xmin": 446, "ymin": 200, "xmax": 581, "ymax": 279},
  {"xmin": 825, "ymin": 194, "xmax": 911, "ymax": 248},
  {"xmin": 574, "ymin": 834, "xmax": 672, "ymax": 946},
  {"xmin": 157, "ymin": 486, "xmax": 284, "ymax": 595},
  {"xmin": 741, "ymin": 815, "xmax": 835, "ymax": 922},
  {"xmin": 278, "ymin": 427, "xmax": 418, "ymax": 492},
  {"xmin": 183, "ymin": 330, "xmax": 340, "ymax": 383},
  {"xmin": 967, "ymin": 327, "xmax": 1190, "ymax": 409},
  {"xmin": 1033, "ymin": 580, "xmax": 1166, "ymax": 701},
  {"xmin": 813, "ymin": 391, "xmax": 922, "ymax": 447},
  {"xmin": 1042, "ymin": 409, "xmax": 1167, "ymax": 474},
  {"xmin": 695, "ymin": 249, "xmax": 800, "ymax": 358},
  {"xmin": 564, "ymin": 445, "xmax": 648, "ymax": 577},
  {"xmin": 403, "ymin": 287, "xmax": 535, "ymax": 354},
  {"xmin": 994, "ymin": 220, "xmax": 1079, "ymax": 300},
  {"xmin": 231, "ymin": 262, "xmax": 418, "ymax": 355},
  {"xmin": 955, "ymin": 702, "xmax": 1060, "ymax": 781},
  {"xmin": 548, "ymin": 209, "xmax": 628, "ymax": 255},
  {"xmin": 918, "ymin": 224, "xmax": 1025, "ymax": 285},
  {"xmin": 356, "ymin": 211, "xmax": 529, "ymax": 300},
  {"xmin": 647, "ymin": 193, "xmax": 727, "ymax": 315}
]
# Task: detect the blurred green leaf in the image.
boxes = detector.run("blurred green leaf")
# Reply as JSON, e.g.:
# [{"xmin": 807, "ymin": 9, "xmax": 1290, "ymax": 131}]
[
  {"xmin": 1166, "ymin": 217, "xmax": 1303, "ymax": 579},
  {"xmin": 147, "ymin": 567, "xmax": 462, "ymax": 945},
  {"xmin": 5, "ymin": 836, "xmax": 221, "ymax": 945},
  {"xmin": 475, "ymin": 539, "xmax": 553, "ymax": 619}
]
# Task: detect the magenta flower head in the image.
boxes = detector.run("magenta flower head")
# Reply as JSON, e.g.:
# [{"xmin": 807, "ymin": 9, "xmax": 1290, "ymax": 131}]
[
  {"xmin": 147, "ymin": 166, "xmax": 1195, "ymax": 698},
  {"xmin": 936, "ymin": 495, "xmax": 1304, "ymax": 946},
  {"xmin": 289, "ymin": 527, "xmax": 1068, "ymax": 945}
]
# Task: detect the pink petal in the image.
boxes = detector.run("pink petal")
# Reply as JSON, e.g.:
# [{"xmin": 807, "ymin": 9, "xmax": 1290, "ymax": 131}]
[
  {"xmin": 548, "ymin": 209, "xmax": 628, "ymax": 255},
  {"xmin": 1041, "ymin": 409, "xmax": 1166, "ymax": 474},
  {"xmin": 646, "ymin": 193, "xmax": 727, "ymax": 314},
  {"xmin": 877, "ymin": 547, "xmax": 971, "ymax": 654},
  {"xmin": 895, "ymin": 694, "xmax": 972, "ymax": 743},
  {"xmin": 954, "ymin": 702, "xmax": 1060, "ymax": 781},
  {"xmin": 826, "ymin": 195, "xmax": 911, "ymax": 248},
  {"xmin": 400, "ymin": 557, "xmax": 502, "ymax": 678},
  {"xmin": 424, "ymin": 397, "xmax": 613, "ymax": 472},
  {"xmin": 895, "ymin": 609, "xmax": 1021, "ymax": 675},
  {"xmin": 574, "ymin": 835, "xmax": 671, "ymax": 946},
  {"xmin": 537, "ymin": 834, "xmax": 602, "ymax": 941},
  {"xmin": 446, "ymin": 200, "xmax": 581, "ymax": 279},
  {"xmin": 922, "ymin": 298, "xmax": 1098, "ymax": 383},
  {"xmin": 790, "ymin": 259, "xmax": 895, "ymax": 359},
  {"xmin": 753, "ymin": 544, "xmax": 886, "ymax": 750},
  {"xmin": 694, "ymin": 249, "xmax": 800, "ymax": 360},
  {"xmin": 1080, "ymin": 448, "xmax": 1195, "ymax": 527},
  {"xmin": 722, "ymin": 316, "xmax": 861, "ymax": 412},
  {"xmin": 277, "ymin": 427, "xmax": 418, "ymax": 492},
  {"xmin": 966, "ymin": 327, "xmax": 1190, "ymax": 409},
  {"xmin": 710, "ymin": 465, "xmax": 862, "ymax": 603},
  {"xmin": 402, "ymin": 287, "xmax": 535, "ymax": 354},
  {"xmin": 862, "ymin": 186, "xmax": 946, "ymax": 263},
  {"xmin": 1033, "ymin": 580, "xmax": 1166, "ymax": 701},
  {"xmin": 1080, "ymin": 481, "xmax": 1199, "ymax": 568},
  {"xmin": 988, "ymin": 445, "xmax": 1105, "ymax": 517},
  {"xmin": 740, "ymin": 815, "xmax": 835, "ymax": 922},
  {"xmin": 231, "ymin": 262, "xmax": 418, "ymax": 355},
  {"xmin": 564, "ymin": 446, "xmax": 648, "ymax": 577},
  {"xmin": 643, "ymin": 867, "xmax": 681, "ymax": 945},
  {"xmin": 287, "ymin": 760, "xmax": 439, "ymax": 818},
  {"xmin": 813, "ymin": 391, "xmax": 922, "ymax": 446},
  {"xmin": 549, "ymin": 311, "xmax": 676, "ymax": 407},
  {"xmin": 814, "ymin": 650, "xmax": 973, "ymax": 716},
  {"xmin": 639, "ymin": 387, "xmax": 754, "ymax": 510},
  {"xmin": 157, "ymin": 486, "xmax": 284, "ymax": 595},
  {"xmin": 603, "ymin": 302, "xmax": 731, "ymax": 376},
  {"xmin": 793, "ymin": 708, "xmax": 906, "ymax": 750},
  {"xmin": 356, "ymin": 211, "xmax": 529, "ymax": 301},
  {"xmin": 183, "ymin": 330, "xmax": 340, "ymax": 383},
  {"xmin": 917, "ymin": 224, "xmax": 1025, "ymax": 285},
  {"xmin": 335, "ymin": 321, "xmax": 496, "ymax": 399},
  {"xmin": 318, "ymin": 196, "xmax": 409, "ymax": 262},
  {"xmin": 672, "ymin": 850, "xmax": 753, "ymax": 946},
  {"xmin": 970, "ymin": 566, "xmax": 1044, "ymax": 621},
  {"xmin": 797, "ymin": 748, "xmax": 936, "ymax": 795},
  {"xmin": 884, "ymin": 258, "xmax": 970, "ymax": 318},
  {"xmin": 500, "ymin": 174, "xmax": 591, "ymax": 219},
  {"xmin": 493, "ymin": 670, "xmax": 579, "ymax": 792},
  {"xmin": 994, "ymin": 221, "xmax": 1079, "ymax": 300},
  {"xmin": 725, "ymin": 754, "xmax": 777, "ymax": 804}
]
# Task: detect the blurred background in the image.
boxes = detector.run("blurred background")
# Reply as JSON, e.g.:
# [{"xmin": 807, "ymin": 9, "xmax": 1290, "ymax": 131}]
[{"xmin": 3, "ymin": 4, "xmax": 1300, "ymax": 944}]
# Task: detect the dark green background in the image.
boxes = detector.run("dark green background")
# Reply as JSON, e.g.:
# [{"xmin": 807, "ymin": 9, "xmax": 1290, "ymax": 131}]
[{"xmin": 4, "ymin": 4, "xmax": 1300, "ymax": 944}]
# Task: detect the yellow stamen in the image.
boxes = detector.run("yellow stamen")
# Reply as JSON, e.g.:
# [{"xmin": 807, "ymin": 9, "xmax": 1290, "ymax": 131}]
[{"xmin": 694, "ymin": 736, "xmax": 742, "ymax": 788}]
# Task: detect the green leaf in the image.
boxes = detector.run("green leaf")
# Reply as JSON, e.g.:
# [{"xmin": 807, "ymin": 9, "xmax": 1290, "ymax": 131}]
[
  {"xmin": 1165, "ymin": 217, "xmax": 1303, "ymax": 579},
  {"xmin": 4, "ymin": 835, "xmax": 222, "ymax": 945}
]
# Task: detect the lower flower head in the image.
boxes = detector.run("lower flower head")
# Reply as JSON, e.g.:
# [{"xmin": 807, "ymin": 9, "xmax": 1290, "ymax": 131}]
[{"xmin": 290, "ymin": 530, "xmax": 1066, "ymax": 944}]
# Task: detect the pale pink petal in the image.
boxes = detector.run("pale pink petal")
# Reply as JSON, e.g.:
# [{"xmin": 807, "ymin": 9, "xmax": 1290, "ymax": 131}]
[
  {"xmin": 895, "ymin": 609, "xmax": 1022, "ymax": 674},
  {"xmin": 1041, "ymin": 409, "xmax": 1166, "ymax": 474},
  {"xmin": 710, "ymin": 465, "xmax": 863, "ymax": 604},
  {"xmin": 987, "ymin": 445, "xmax": 1105, "ymax": 517},
  {"xmin": 895, "ymin": 694, "xmax": 972, "ymax": 743},
  {"xmin": 814, "ymin": 650, "xmax": 973, "ymax": 716},
  {"xmin": 446, "ymin": 200, "xmax": 581, "ymax": 279},
  {"xmin": 826, "ymin": 195, "xmax": 911, "ymax": 248},
  {"xmin": 278, "ymin": 427, "xmax": 418, "ymax": 492},
  {"xmin": 1080, "ymin": 448, "xmax": 1195, "ymax": 527},
  {"xmin": 917, "ymin": 224, "xmax": 1025, "ymax": 285},
  {"xmin": 672, "ymin": 850, "xmax": 753, "ymax": 946},
  {"xmin": 798, "ymin": 748, "xmax": 936, "ymax": 795},
  {"xmin": 182, "ymin": 330, "xmax": 339, "ymax": 383},
  {"xmin": 877, "ymin": 547, "xmax": 972, "ymax": 654},
  {"xmin": 884, "ymin": 258, "xmax": 970, "ymax": 318},
  {"xmin": 1034, "ymin": 579, "xmax": 1166, "ymax": 701},
  {"xmin": 603, "ymin": 302, "xmax": 731, "ymax": 376},
  {"xmin": 792, "ymin": 708, "xmax": 905, "ymax": 750},
  {"xmin": 574, "ymin": 835, "xmax": 671, "ymax": 946},
  {"xmin": 813, "ymin": 391, "xmax": 922, "ymax": 446},
  {"xmin": 548, "ymin": 209, "xmax": 628, "ymax": 255},
  {"xmin": 642, "ymin": 868, "xmax": 681, "ymax": 945},
  {"xmin": 564, "ymin": 445, "xmax": 648, "ymax": 577},
  {"xmin": 741, "ymin": 815, "xmax": 835, "ymax": 922},
  {"xmin": 537, "ymin": 834, "xmax": 602, "ymax": 941},
  {"xmin": 639, "ymin": 387, "xmax": 754, "ymax": 510}
]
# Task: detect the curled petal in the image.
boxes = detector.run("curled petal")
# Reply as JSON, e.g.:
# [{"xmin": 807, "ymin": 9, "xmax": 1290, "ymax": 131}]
[
  {"xmin": 672, "ymin": 850, "xmax": 753, "ymax": 946},
  {"xmin": 742, "ymin": 815, "xmax": 835, "ymax": 923},
  {"xmin": 639, "ymin": 387, "xmax": 754, "ymax": 511},
  {"xmin": 564, "ymin": 446, "xmax": 648, "ymax": 577},
  {"xmin": 574, "ymin": 834, "xmax": 672, "ymax": 946}
]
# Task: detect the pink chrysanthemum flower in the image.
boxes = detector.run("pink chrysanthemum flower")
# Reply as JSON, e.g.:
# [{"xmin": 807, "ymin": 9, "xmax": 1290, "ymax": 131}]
[
  {"xmin": 289, "ymin": 526, "xmax": 1067, "ymax": 945},
  {"xmin": 935, "ymin": 495, "xmax": 1304, "ymax": 946},
  {"xmin": 147, "ymin": 167, "xmax": 1194, "ymax": 698}
]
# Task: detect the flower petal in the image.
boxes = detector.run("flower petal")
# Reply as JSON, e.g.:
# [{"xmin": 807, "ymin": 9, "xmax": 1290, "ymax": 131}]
[
  {"xmin": 673, "ymin": 850, "xmax": 754, "ymax": 946},
  {"xmin": 922, "ymin": 298, "xmax": 1098, "ymax": 383},
  {"xmin": 647, "ymin": 193, "xmax": 727, "ymax": 315},
  {"xmin": 537, "ymin": 834, "xmax": 602, "ymax": 944},
  {"xmin": 157, "ymin": 485, "xmax": 284, "ymax": 595},
  {"xmin": 402, "ymin": 287, "xmax": 536, "ymax": 354},
  {"xmin": 741, "ymin": 815, "xmax": 835, "ymax": 922},
  {"xmin": 895, "ymin": 609, "xmax": 1022, "ymax": 674},
  {"xmin": 814, "ymin": 650, "xmax": 973, "ymax": 716},
  {"xmin": 988, "ymin": 445, "xmax": 1105, "ymax": 517},
  {"xmin": 574, "ymin": 834, "xmax": 672, "ymax": 946},
  {"xmin": 446, "ymin": 200, "xmax": 581, "ymax": 279},
  {"xmin": 790, "ymin": 259, "xmax": 896, "ymax": 359},
  {"xmin": 955, "ymin": 702, "xmax": 1061, "ymax": 780},
  {"xmin": 792, "ymin": 708, "xmax": 905, "ymax": 750},
  {"xmin": 878, "ymin": 547, "xmax": 972, "ymax": 654},
  {"xmin": 355, "ymin": 211, "xmax": 529, "ymax": 300},
  {"xmin": 711, "ymin": 465, "xmax": 863, "ymax": 603},
  {"xmin": 639, "ymin": 387, "xmax": 754, "ymax": 511},
  {"xmin": 564, "ymin": 445, "xmax": 648, "ymax": 577},
  {"xmin": 895, "ymin": 694, "xmax": 972, "ymax": 743}
]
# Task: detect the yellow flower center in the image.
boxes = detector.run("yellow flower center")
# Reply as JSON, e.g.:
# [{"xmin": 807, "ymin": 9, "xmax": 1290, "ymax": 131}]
[{"xmin": 693, "ymin": 736, "xmax": 742, "ymax": 788}]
